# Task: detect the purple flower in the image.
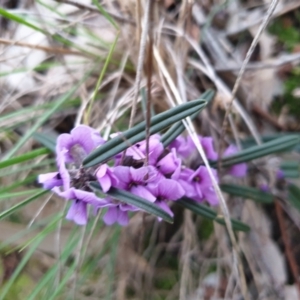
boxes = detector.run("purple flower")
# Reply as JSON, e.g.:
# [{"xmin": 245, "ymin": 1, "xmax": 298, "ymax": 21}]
[
  {"xmin": 156, "ymin": 148, "xmax": 181, "ymax": 179},
  {"xmin": 177, "ymin": 168, "xmax": 196, "ymax": 199},
  {"xmin": 56, "ymin": 125, "xmax": 105, "ymax": 165},
  {"xmin": 200, "ymin": 137, "xmax": 218, "ymax": 160},
  {"xmin": 113, "ymin": 166, "xmax": 158, "ymax": 202},
  {"xmin": 55, "ymin": 125, "xmax": 105, "ymax": 190},
  {"xmin": 147, "ymin": 178, "xmax": 185, "ymax": 217},
  {"xmin": 138, "ymin": 135, "xmax": 164, "ymax": 165},
  {"xmin": 259, "ymin": 183, "xmax": 270, "ymax": 192},
  {"xmin": 186, "ymin": 166, "xmax": 219, "ymax": 205},
  {"xmin": 102, "ymin": 200, "xmax": 138, "ymax": 226},
  {"xmin": 53, "ymin": 187, "xmax": 110, "ymax": 225},
  {"xmin": 38, "ymin": 172, "xmax": 62, "ymax": 189},
  {"xmin": 96, "ymin": 164, "xmax": 119, "ymax": 193},
  {"xmin": 169, "ymin": 136, "xmax": 195, "ymax": 158},
  {"xmin": 276, "ymin": 169, "xmax": 284, "ymax": 180},
  {"xmin": 223, "ymin": 145, "xmax": 247, "ymax": 178}
]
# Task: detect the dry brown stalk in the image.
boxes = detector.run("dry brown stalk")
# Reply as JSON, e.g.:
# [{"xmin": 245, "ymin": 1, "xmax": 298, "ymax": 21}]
[{"xmin": 275, "ymin": 200, "xmax": 300, "ymax": 297}]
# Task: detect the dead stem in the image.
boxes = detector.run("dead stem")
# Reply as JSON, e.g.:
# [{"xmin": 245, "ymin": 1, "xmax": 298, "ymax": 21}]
[
  {"xmin": 219, "ymin": 0, "xmax": 280, "ymax": 154},
  {"xmin": 275, "ymin": 200, "xmax": 300, "ymax": 296},
  {"xmin": 145, "ymin": 1, "xmax": 154, "ymax": 166}
]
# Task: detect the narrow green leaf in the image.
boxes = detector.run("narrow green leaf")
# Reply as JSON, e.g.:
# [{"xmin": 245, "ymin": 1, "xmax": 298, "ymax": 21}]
[
  {"xmin": 221, "ymin": 183, "xmax": 274, "ymax": 204},
  {"xmin": 92, "ymin": 0, "xmax": 119, "ymax": 29},
  {"xmin": 214, "ymin": 215, "xmax": 250, "ymax": 232},
  {"xmin": 211, "ymin": 135, "xmax": 300, "ymax": 168},
  {"xmin": 0, "ymin": 148, "xmax": 50, "ymax": 169},
  {"xmin": 89, "ymin": 182, "xmax": 173, "ymax": 223},
  {"xmin": 86, "ymin": 32, "xmax": 119, "ymax": 122},
  {"xmin": 288, "ymin": 184, "xmax": 300, "ymax": 212},
  {"xmin": 177, "ymin": 197, "xmax": 250, "ymax": 232},
  {"xmin": 27, "ymin": 230, "xmax": 79, "ymax": 300},
  {"xmin": 33, "ymin": 132, "xmax": 57, "ymax": 152},
  {"xmin": 83, "ymin": 100, "xmax": 207, "ymax": 167},
  {"xmin": 280, "ymin": 161, "xmax": 300, "ymax": 178},
  {"xmin": 0, "ymin": 235, "xmax": 44, "ymax": 300},
  {"xmin": 0, "ymin": 174, "xmax": 38, "ymax": 194},
  {"xmin": 0, "ymin": 190, "xmax": 48, "ymax": 220},
  {"xmin": 160, "ymin": 90, "xmax": 215, "ymax": 147},
  {"xmin": 0, "ymin": 189, "xmax": 41, "ymax": 201},
  {"xmin": 0, "ymin": 7, "xmax": 44, "ymax": 33}
]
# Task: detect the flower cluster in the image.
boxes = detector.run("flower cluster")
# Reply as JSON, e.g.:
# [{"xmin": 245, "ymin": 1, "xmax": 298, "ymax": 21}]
[{"xmin": 38, "ymin": 125, "xmax": 247, "ymax": 226}]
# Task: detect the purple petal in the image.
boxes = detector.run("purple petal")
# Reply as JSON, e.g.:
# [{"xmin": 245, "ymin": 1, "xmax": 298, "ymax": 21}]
[
  {"xmin": 223, "ymin": 145, "xmax": 247, "ymax": 177},
  {"xmin": 56, "ymin": 134, "xmax": 73, "ymax": 163},
  {"xmin": 202, "ymin": 186, "xmax": 219, "ymax": 206},
  {"xmin": 170, "ymin": 136, "xmax": 195, "ymax": 158},
  {"xmin": 229, "ymin": 163, "xmax": 247, "ymax": 178},
  {"xmin": 57, "ymin": 188, "xmax": 110, "ymax": 207},
  {"xmin": 131, "ymin": 185, "xmax": 156, "ymax": 202},
  {"xmin": 97, "ymin": 174, "xmax": 112, "ymax": 193},
  {"xmin": 38, "ymin": 172, "xmax": 62, "ymax": 189},
  {"xmin": 157, "ymin": 148, "xmax": 181, "ymax": 176},
  {"xmin": 70, "ymin": 125, "xmax": 99, "ymax": 154},
  {"xmin": 117, "ymin": 210, "xmax": 129, "ymax": 226},
  {"xmin": 56, "ymin": 148, "xmax": 71, "ymax": 190},
  {"xmin": 96, "ymin": 164, "xmax": 108, "ymax": 177},
  {"xmin": 276, "ymin": 169, "xmax": 284, "ymax": 179},
  {"xmin": 155, "ymin": 201, "xmax": 174, "ymax": 221},
  {"xmin": 103, "ymin": 207, "xmax": 119, "ymax": 225},
  {"xmin": 139, "ymin": 137, "xmax": 164, "ymax": 165},
  {"xmin": 223, "ymin": 144, "xmax": 238, "ymax": 156},
  {"xmin": 66, "ymin": 201, "xmax": 88, "ymax": 225},
  {"xmin": 190, "ymin": 166, "xmax": 219, "ymax": 189},
  {"xmin": 178, "ymin": 179, "xmax": 196, "ymax": 199},
  {"xmin": 119, "ymin": 203, "xmax": 140, "ymax": 212},
  {"xmin": 259, "ymin": 184, "xmax": 269, "ymax": 192},
  {"xmin": 130, "ymin": 166, "xmax": 151, "ymax": 183},
  {"xmin": 200, "ymin": 137, "xmax": 218, "ymax": 160},
  {"xmin": 156, "ymin": 179, "xmax": 185, "ymax": 201},
  {"xmin": 92, "ymin": 131, "xmax": 106, "ymax": 146},
  {"xmin": 125, "ymin": 145, "xmax": 145, "ymax": 160},
  {"xmin": 113, "ymin": 166, "xmax": 131, "ymax": 187}
]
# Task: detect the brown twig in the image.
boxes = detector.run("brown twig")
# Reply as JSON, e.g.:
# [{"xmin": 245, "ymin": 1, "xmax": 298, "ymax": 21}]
[
  {"xmin": 252, "ymin": 104, "xmax": 286, "ymax": 131},
  {"xmin": 275, "ymin": 200, "xmax": 300, "ymax": 295},
  {"xmin": 145, "ymin": 1, "xmax": 154, "ymax": 166},
  {"xmin": 0, "ymin": 37, "xmax": 86, "ymax": 56},
  {"xmin": 55, "ymin": 0, "xmax": 135, "ymax": 25}
]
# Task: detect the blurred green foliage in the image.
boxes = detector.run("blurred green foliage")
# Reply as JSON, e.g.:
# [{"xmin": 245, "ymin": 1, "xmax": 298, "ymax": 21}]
[{"xmin": 269, "ymin": 18, "xmax": 300, "ymax": 118}]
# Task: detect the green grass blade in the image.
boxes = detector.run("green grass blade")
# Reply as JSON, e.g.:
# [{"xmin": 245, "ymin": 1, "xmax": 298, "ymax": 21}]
[
  {"xmin": 0, "ymin": 190, "xmax": 48, "ymax": 220},
  {"xmin": 83, "ymin": 100, "xmax": 207, "ymax": 167},
  {"xmin": 0, "ymin": 189, "xmax": 42, "ymax": 201},
  {"xmin": 288, "ymin": 184, "xmax": 300, "ymax": 212},
  {"xmin": 221, "ymin": 183, "xmax": 274, "ymax": 204},
  {"xmin": 33, "ymin": 132, "xmax": 57, "ymax": 152},
  {"xmin": 211, "ymin": 135, "xmax": 300, "ymax": 168},
  {"xmin": 89, "ymin": 182, "xmax": 173, "ymax": 223},
  {"xmin": 86, "ymin": 32, "xmax": 119, "ymax": 122},
  {"xmin": 280, "ymin": 161, "xmax": 300, "ymax": 178},
  {"xmin": 92, "ymin": 0, "xmax": 119, "ymax": 29},
  {"xmin": 177, "ymin": 197, "xmax": 250, "ymax": 231},
  {"xmin": 0, "ymin": 174, "xmax": 38, "ymax": 194},
  {"xmin": 0, "ymin": 148, "xmax": 50, "ymax": 169},
  {"xmin": 214, "ymin": 215, "xmax": 250, "ymax": 232},
  {"xmin": 27, "ymin": 230, "xmax": 79, "ymax": 300},
  {"xmin": 0, "ymin": 235, "xmax": 44, "ymax": 300},
  {"xmin": 0, "ymin": 7, "xmax": 44, "ymax": 33}
]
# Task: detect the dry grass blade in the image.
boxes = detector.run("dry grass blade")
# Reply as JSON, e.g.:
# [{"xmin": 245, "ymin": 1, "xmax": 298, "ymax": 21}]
[
  {"xmin": 220, "ymin": 0, "xmax": 280, "ymax": 144},
  {"xmin": 153, "ymin": 45, "xmax": 248, "ymax": 299},
  {"xmin": 128, "ymin": 0, "xmax": 151, "ymax": 130}
]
